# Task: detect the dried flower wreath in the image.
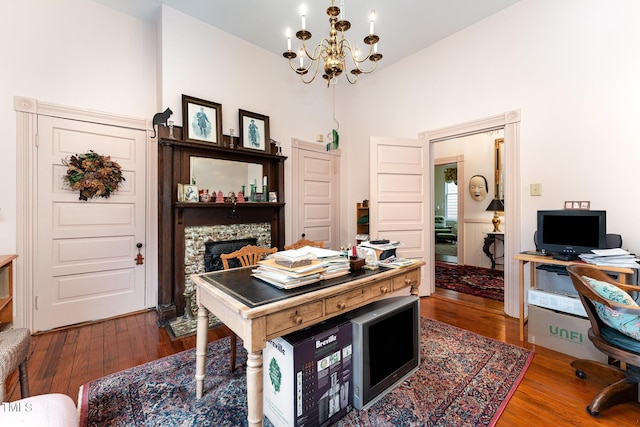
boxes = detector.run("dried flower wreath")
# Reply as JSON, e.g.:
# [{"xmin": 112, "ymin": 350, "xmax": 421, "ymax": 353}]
[{"xmin": 62, "ymin": 151, "xmax": 125, "ymax": 201}]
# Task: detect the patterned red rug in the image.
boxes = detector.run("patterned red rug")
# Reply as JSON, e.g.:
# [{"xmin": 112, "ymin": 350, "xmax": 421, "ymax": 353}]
[
  {"xmin": 78, "ymin": 318, "xmax": 532, "ymax": 427},
  {"xmin": 435, "ymin": 262, "xmax": 504, "ymax": 301}
]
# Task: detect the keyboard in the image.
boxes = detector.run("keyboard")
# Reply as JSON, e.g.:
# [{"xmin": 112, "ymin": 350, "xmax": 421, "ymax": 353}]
[{"xmin": 536, "ymin": 264, "xmax": 568, "ymax": 276}]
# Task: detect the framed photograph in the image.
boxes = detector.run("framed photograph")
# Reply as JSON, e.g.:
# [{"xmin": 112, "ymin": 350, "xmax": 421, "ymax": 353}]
[
  {"xmin": 182, "ymin": 95, "xmax": 223, "ymax": 144},
  {"xmin": 268, "ymin": 191, "xmax": 278, "ymax": 203},
  {"xmin": 564, "ymin": 200, "xmax": 591, "ymax": 210},
  {"xmin": 184, "ymin": 185, "xmax": 199, "ymax": 203},
  {"xmin": 239, "ymin": 109, "xmax": 270, "ymax": 151}
]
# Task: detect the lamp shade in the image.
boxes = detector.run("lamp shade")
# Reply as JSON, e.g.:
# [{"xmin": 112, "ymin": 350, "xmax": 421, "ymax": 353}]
[{"xmin": 486, "ymin": 199, "xmax": 505, "ymax": 212}]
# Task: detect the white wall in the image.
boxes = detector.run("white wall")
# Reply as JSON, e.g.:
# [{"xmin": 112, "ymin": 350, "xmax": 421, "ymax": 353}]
[
  {"xmin": 344, "ymin": 0, "xmax": 640, "ymax": 255},
  {"xmin": 0, "ymin": 0, "xmax": 157, "ymax": 253}
]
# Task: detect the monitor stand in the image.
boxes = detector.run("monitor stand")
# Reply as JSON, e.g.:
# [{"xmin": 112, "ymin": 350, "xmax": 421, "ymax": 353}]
[{"xmin": 551, "ymin": 253, "xmax": 579, "ymax": 261}]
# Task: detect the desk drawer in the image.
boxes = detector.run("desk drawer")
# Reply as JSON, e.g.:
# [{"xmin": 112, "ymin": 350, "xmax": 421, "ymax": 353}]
[
  {"xmin": 366, "ymin": 279, "xmax": 393, "ymax": 298},
  {"xmin": 265, "ymin": 301, "xmax": 324, "ymax": 337},
  {"xmin": 392, "ymin": 269, "xmax": 420, "ymax": 291},
  {"xmin": 325, "ymin": 279, "xmax": 393, "ymax": 316},
  {"xmin": 325, "ymin": 287, "xmax": 369, "ymax": 315}
]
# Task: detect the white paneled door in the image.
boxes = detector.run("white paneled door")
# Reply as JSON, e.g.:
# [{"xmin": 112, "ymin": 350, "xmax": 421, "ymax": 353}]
[
  {"xmin": 291, "ymin": 139, "xmax": 340, "ymax": 250},
  {"xmin": 35, "ymin": 116, "xmax": 147, "ymax": 331},
  {"xmin": 369, "ymin": 137, "xmax": 430, "ymax": 295}
]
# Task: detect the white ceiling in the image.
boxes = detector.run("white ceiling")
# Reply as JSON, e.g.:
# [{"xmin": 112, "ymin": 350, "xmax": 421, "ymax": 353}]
[{"xmin": 90, "ymin": 0, "xmax": 521, "ymax": 71}]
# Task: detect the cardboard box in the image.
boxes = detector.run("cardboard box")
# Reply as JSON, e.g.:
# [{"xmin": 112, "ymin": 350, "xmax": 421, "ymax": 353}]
[
  {"xmin": 263, "ymin": 317, "xmax": 353, "ymax": 427},
  {"xmin": 528, "ymin": 305, "xmax": 607, "ymax": 363}
]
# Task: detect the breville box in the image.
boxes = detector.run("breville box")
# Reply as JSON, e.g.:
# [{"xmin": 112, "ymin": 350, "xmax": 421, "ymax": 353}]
[
  {"xmin": 528, "ymin": 305, "xmax": 607, "ymax": 363},
  {"xmin": 263, "ymin": 317, "xmax": 353, "ymax": 427}
]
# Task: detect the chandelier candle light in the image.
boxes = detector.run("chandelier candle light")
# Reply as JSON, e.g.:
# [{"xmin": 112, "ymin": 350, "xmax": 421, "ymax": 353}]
[{"xmin": 283, "ymin": 1, "xmax": 382, "ymax": 86}]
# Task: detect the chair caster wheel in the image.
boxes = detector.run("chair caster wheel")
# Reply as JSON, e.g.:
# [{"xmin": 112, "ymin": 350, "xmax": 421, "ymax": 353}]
[
  {"xmin": 575, "ymin": 369, "xmax": 587, "ymax": 380},
  {"xmin": 586, "ymin": 405, "xmax": 600, "ymax": 417}
]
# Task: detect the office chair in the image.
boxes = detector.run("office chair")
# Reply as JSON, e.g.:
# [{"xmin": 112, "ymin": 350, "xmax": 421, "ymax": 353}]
[{"xmin": 566, "ymin": 264, "xmax": 640, "ymax": 416}]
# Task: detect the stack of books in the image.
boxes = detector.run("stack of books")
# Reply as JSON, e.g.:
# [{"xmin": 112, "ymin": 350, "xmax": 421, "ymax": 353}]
[
  {"xmin": 579, "ymin": 248, "xmax": 639, "ymax": 268},
  {"xmin": 252, "ymin": 246, "xmax": 351, "ymax": 289},
  {"xmin": 252, "ymin": 258, "xmax": 326, "ymax": 289}
]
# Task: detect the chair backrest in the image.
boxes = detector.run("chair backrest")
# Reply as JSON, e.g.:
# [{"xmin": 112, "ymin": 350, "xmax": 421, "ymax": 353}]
[
  {"xmin": 284, "ymin": 238, "xmax": 324, "ymax": 250},
  {"xmin": 220, "ymin": 245, "xmax": 277, "ymax": 270},
  {"xmin": 566, "ymin": 264, "xmax": 620, "ymax": 336},
  {"xmin": 567, "ymin": 264, "xmax": 640, "ymax": 365}
]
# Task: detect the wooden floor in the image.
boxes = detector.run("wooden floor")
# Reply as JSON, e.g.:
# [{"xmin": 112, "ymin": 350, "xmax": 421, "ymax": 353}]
[{"xmin": 6, "ymin": 294, "xmax": 640, "ymax": 426}]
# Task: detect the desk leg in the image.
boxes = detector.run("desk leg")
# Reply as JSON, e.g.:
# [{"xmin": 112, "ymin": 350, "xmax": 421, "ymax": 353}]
[
  {"xmin": 195, "ymin": 304, "xmax": 209, "ymax": 399},
  {"xmin": 246, "ymin": 351, "xmax": 264, "ymax": 427},
  {"xmin": 518, "ymin": 261, "xmax": 526, "ymax": 342}
]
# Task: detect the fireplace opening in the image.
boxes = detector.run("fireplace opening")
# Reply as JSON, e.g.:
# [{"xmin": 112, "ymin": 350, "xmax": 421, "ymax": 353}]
[{"xmin": 204, "ymin": 238, "xmax": 258, "ymax": 272}]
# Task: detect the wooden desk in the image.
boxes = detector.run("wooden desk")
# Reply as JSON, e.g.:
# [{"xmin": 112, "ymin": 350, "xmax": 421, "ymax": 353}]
[
  {"xmin": 192, "ymin": 261, "xmax": 424, "ymax": 427},
  {"xmin": 513, "ymin": 253, "xmax": 635, "ymax": 342}
]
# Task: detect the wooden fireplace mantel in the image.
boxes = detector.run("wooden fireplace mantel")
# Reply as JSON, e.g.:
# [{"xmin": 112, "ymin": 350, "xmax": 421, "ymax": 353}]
[{"xmin": 156, "ymin": 126, "xmax": 286, "ymax": 323}]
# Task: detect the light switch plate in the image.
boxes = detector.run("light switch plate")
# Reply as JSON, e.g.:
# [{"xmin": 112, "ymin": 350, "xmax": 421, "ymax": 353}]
[{"xmin": 530, "ymin": 183, "xmax": 542, "ymax": 196}]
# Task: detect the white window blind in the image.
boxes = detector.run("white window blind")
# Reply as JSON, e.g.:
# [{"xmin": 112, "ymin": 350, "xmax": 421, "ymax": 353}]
[{"xmin": 445, "ymin": 181, "xmax": 458, "ymax": 220}]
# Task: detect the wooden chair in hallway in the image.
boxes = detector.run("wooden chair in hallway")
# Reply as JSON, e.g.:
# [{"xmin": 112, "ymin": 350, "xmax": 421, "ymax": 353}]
[
  {"xmin": 220, "ymin": 244, "xmax": 277, "ymax": 370},
  {"xmin": 284, "ymin": 234, "xmax": 324, "ymax": 250}
]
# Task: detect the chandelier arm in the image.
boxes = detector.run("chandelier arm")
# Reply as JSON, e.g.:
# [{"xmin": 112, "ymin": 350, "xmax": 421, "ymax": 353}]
[
  {"xmin": 341, "ymin": 38, "xmax": 373, "ymax": 65},
  {"xmin": 344, "ymin": 70, "xmax": 359, "ymax": 84},
  {"xmin": 300, "ymin": 56, "xmax": 323, "ymax": 84},
  {"xmin": 300, "ymin": 38, "xmax": 329, "ymax": 62}
]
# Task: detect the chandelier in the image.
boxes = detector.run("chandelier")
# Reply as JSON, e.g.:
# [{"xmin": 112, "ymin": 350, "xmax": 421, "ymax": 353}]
[{"xmin": 283, "ymin": 1, "xmax": 383, "ymax": 86}]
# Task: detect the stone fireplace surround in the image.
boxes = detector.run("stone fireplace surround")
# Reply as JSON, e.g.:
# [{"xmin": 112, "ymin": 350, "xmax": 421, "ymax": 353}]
[{"xmin": 181, "ymin": 223, "xmax": 271, "ymax": 317}]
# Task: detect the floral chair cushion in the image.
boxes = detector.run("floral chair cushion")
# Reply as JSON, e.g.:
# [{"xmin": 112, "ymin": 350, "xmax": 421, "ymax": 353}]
[{"xmin": 582, "ymin": 276, "xmax": 640, "ymax": 341}]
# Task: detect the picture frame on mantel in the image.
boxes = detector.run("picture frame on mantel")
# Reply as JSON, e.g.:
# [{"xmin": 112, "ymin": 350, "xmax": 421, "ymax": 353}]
[
  {"xmin": 239, "ymin": 109, "xmax": 270, "ymax": 151},
  {"xmin": 182, "ymin": 94, "xmax": 223, "ymax": 144}
]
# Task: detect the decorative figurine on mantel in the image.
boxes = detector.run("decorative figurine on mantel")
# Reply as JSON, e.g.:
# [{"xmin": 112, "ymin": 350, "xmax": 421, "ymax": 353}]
[
  {"xmin": 215, "ymin": 190, "xmax": 224, "ymax": 203},
  {"xmin": 237, "ymin": 190, "xmax": 246, "ymax": 203}
]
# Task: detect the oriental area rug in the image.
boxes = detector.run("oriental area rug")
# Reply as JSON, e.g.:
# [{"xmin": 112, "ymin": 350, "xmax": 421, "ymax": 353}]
[
  {"xmin": 79, "ymin": 318, "xmax": 533, "ymax": 427},
  {"xmin": 435, "ymin": 262, "xmax": 505, "ymax": 301}
]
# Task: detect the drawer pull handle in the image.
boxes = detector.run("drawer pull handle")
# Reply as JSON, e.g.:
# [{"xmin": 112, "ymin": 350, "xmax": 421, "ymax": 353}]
[
  {"xmin": 337, "ymin": 302, "xmax": 346, "ymax": 310},
  {"xmin": 293, "ymin": 314, "xmax": 303, "ymax": 324},
  {"xmin": 404, "ymin": 278, "xmax": 416, "ymax": 286},
  {"xmin": 380, "ymin": 286, "xmax": 389, "ymax": 293}
]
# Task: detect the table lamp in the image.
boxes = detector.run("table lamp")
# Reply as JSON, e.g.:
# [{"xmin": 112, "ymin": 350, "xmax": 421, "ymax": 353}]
[{"xmin": 486, "ymin": 199, "xmax": 505, "ymax": 232}]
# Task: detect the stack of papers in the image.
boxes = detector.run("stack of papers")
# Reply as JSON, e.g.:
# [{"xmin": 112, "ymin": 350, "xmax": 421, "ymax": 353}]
[
  {"xmin": 252, "ymin": 246, "xmax": 352, "ymax": 288},
  {"xmin": 579, "ymin": 248, "xmax": 639, "ymax": 268},
  {"xmin": 253, "ymin": 258, "xmax": 326, "ymax": 289},
  {"xmin": 377, "ymin": 256, "xmax": 417, "ymax": 269},
  {"xmin": 359, "ymin": 240, "xmax": 402, "ymax": 251},
  {"xmin": 320, "ymin": 256, "xmax": 351, "ymax": 279}
]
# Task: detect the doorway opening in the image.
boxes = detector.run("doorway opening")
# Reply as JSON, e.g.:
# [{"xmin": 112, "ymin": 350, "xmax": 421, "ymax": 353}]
[
  {"xmin": 434, "ymin": 162, "xmax": 459, "ymax": 264},
  {"xmin": 430, "ymin": 129, "xmax": 507, "ymax": 312}
]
